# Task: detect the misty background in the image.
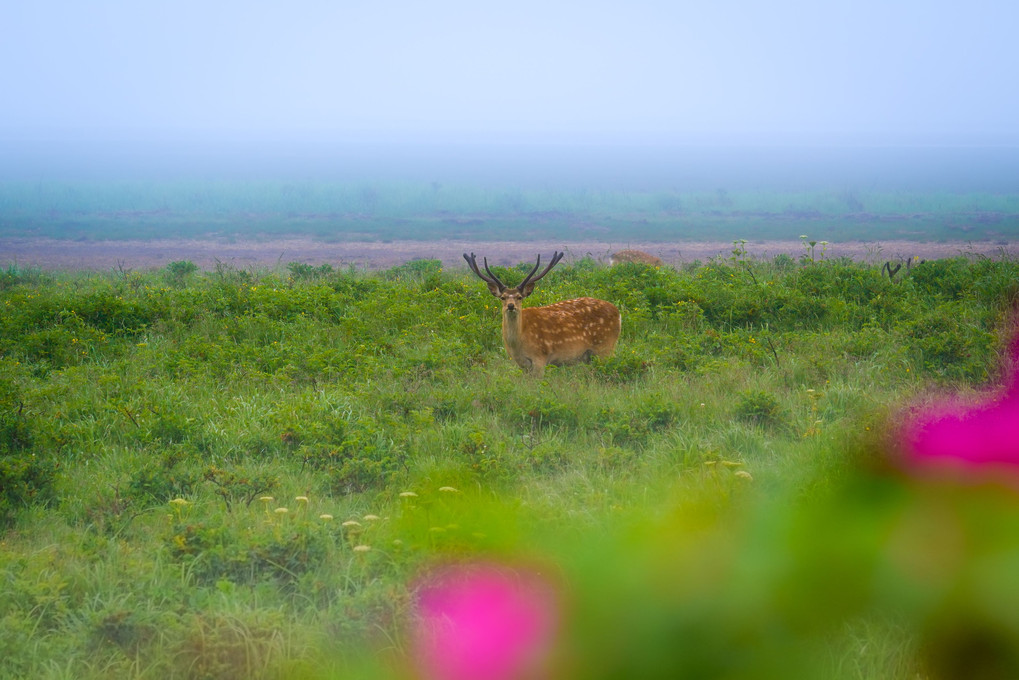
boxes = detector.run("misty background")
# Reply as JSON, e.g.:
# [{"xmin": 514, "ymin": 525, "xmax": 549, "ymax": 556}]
[{"xmin": 1, "ymin": 1, "xmax": 1018, "ymax": 196}]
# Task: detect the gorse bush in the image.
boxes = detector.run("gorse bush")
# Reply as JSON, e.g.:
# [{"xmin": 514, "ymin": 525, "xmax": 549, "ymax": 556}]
[{"xmin": 1, "ymin": 253, "xmax": 1018, "ymax": 678}]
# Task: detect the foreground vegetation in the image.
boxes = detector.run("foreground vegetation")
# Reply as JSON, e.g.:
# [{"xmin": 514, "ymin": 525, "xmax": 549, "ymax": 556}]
[{"xmin": 2, "ymin": 249, "xmax": 1019, "ymax": 678}]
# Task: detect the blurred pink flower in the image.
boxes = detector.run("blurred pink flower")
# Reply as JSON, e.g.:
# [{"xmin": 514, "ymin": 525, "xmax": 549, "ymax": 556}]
[
  {"xmin": 412, "ymin": 562, "xmax": 559, "ymax": 680},
  {"xmin": 897, "ymin": 325, "xmax": 1019, "ymax": 482}
]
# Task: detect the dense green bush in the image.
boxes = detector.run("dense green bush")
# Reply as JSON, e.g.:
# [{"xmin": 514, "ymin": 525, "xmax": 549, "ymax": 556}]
[
  {"xmin": 0, "ymin": 453, "xmax": 60, "ymax": 528},
  {"xmin": 164, "ymin": 260, "xmax": 199, "ymax": 285},
  {"xmin": 734, "ymin": 389, "xmax": 784, "ymax": 428},
  {"xmin": 166, "ymin": 513, "xmax": 331, "ymax": 587},
  {"xmin": 0, "ymin": 374, "xmax": 60, "ymax": 527}
]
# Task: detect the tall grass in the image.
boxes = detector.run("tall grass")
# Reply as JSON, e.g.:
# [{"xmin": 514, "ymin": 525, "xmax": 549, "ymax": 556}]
[{"xmin": 1, "ymin": 252, "xmax": 1018, "ymax": 677}]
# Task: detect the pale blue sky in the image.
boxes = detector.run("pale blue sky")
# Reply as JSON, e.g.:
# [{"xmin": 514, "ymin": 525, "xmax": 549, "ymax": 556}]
[{"xmin": 2, "ymin": 0, "xmax": 1018, "ymax": 145}]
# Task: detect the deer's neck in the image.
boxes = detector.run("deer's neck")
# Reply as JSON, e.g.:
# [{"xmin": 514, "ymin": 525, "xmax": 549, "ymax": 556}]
[{"xmin": 501, "ymin": 309, "xmax": 527, "ymax": 359}]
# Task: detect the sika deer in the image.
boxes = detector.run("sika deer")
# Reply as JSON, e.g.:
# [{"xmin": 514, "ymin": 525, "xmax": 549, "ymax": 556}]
[
  {"xmin": 609, "ymin": 249, "xmax": 663, "ymax": 267},
  {"xmin": 464, "ymin": 251, "xmax": 621, "ymax": 376}
]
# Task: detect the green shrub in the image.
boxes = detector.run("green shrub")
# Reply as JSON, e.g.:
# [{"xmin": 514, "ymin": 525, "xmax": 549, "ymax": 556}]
[
  {"xmin": 287, "ymin": 261, "xmax": 333, "ymax": 281},
  {"xmin": 203, "ymin": 465, "xmax": 280, "ymax": 510},
  {"xmin": 91, "ymin": 609, "xmax": 157, "ymax": 654},
  {"xmin": 0, "ymin": 376, "xmax": 59, "ymax": 527},
  {"xmin": 905, "ymin": 308, "xmax": 992, "ymax": 381},
  {"xmin": 459, "ymin": 429, "xmax": 510, "ymax": 478},
  {"xmin": 593, "ymin": 351, "xmax": 649, "ymax": 382},
  {"xmin": 164, "ymin": 260, "xmax": 198, "ymax": 285},
  {"xmin": 166, "ymin": 504, "xmax": 334, "ymax": 589},
  {"xmin": 907, "ymin": 258, "xmax": 971, "ymax": 300},
  {"xmin": 0, "ymin": 378, "xmax": 33, "ymax": 455},
  {"xmin": 383, "ymin": 258, "xmax": 442, "ymax": 282},
  {"xmin": 525, "ymin": 441, "xmax": 569, "ymax": 471},
  {"xmin": 0, "ymin": 454, "xmax": 60, "ymax": 527},
  {"xmin": 597, "ymin": 399, "xmax": 679, "ymax": 445},
  {"xmin": 734, "ymin": 390, "xmax": 784, "ymax": 428},
  {"xmin": 515, "ymin": 396, "xmax": 580, "ymax": 432},
  {"xmin": 295, "ymin": 415, "xmax": 410, "ymax": 494},
  {"xmin": 594, "ymin": 445, "xmax": 639, "ymax": 472},
  {"xmin": 0, "ymin": 263, "xmax": 48, "ymax": 290},
  {"xmin": 124, "ymin": 451, "xmax": 202, "ymax": 506},
  {"xmin": 843, "ymin": 325, "xmax": 893, "ymax": 358}
]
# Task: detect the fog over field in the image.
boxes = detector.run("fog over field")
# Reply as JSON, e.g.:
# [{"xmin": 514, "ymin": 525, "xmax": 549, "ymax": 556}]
[
  {"xmin": 2, "ymin": 139, "xmax": 1018, "ymax": 193},
  {"xmin": 1, "ymin": 139, "xmax": 1017, "ymax": 251},
  {"xmin": 2, "ymin": 1, "xmax": 1017, "ymax": 244}
]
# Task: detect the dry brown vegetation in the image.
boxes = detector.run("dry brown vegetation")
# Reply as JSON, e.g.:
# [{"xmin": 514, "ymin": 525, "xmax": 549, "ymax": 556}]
[{"xmin": 3, "ymin": 236, "xmax": 1017, "ymax": 271}]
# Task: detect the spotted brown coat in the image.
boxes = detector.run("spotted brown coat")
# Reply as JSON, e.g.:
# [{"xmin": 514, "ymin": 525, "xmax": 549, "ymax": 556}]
[{"xmin": 464, "ymin": 251, "xmax": 621, "ymax": 376}]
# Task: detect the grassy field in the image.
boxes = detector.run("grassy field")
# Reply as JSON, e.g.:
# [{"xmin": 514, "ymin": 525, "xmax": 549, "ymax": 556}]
[
  {"xmin": 2, "ymin": 251, "xmax": 1019, "ymax": 678},
  {"xmin": 2, "ymin": 179, "xmax": 1018, "ymax": 243}
]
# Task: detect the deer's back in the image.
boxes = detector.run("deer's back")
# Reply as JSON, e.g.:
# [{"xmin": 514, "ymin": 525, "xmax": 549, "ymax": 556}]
[
  {"xmin": 521, "ymin": 297, "xmax": 620, "ymax": 356},
  {"xmin": 610, "ymin": 249, "xmax": 663, "ymax": 267}
]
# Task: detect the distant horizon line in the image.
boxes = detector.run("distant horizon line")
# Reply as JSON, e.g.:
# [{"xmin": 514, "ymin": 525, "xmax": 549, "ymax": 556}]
[{"xmin": 2, "ymin": 129, "xmax": 1018, "ymax": 149}]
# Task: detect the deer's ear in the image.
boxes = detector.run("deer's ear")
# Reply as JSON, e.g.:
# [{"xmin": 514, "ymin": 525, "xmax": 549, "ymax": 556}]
[
  {"xmin": 486, "ymin": 281, "xmax": 503, "ymax": 297},
  {"xmin": 520, "ymin": 282, "xmax": 537, "ymax": 298}
]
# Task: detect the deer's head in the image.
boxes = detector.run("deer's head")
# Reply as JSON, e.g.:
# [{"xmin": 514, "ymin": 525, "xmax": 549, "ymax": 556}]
[{"xmin": 463, "ymin": 252, "xmax": 565, "ymax": 315}]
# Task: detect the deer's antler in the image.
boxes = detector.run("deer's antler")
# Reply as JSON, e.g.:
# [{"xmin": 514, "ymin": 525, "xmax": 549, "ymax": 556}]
[{"xmin": 463, "ymin": 252, "xmax": 505, "ymax": 291}]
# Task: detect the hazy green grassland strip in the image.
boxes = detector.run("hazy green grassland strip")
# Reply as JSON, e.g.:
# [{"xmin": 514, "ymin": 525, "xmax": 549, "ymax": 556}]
[{"xmin": 2, "ymin": 180, "xmax": 1018, "ymax": 242}]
